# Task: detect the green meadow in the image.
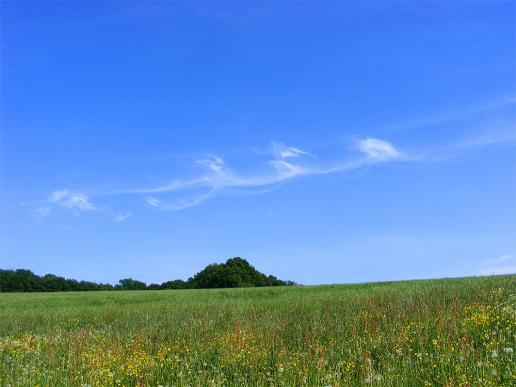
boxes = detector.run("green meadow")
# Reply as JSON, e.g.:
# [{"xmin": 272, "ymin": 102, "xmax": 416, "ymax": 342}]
[{"xmin": 1, "ymin": 275, "xmax": 514, "ymax": 386}]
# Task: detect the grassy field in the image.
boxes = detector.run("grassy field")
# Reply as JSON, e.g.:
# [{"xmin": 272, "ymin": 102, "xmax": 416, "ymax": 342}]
[{"xmin": 0, "ymin": 275, "xmax": 514, "ymax": 386}]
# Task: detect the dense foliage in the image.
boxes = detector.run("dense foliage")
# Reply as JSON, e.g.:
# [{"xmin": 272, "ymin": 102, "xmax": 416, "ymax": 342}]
[
  {"xmin": 187, "ymin": 257, "xmax": 292, "ymax": 288},
  {"xmin": 0, "ymin": 269, "xmax": 114, "ymax": 292},
  {"xmin": 0, "ymin": 258, "xmax": 294, "ymax": 292}
]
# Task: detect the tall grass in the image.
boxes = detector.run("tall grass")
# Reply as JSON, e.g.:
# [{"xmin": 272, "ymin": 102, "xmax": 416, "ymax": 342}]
[{"xmin": 1, "ymin": 275, "xmax": 514, "ymax": 386}]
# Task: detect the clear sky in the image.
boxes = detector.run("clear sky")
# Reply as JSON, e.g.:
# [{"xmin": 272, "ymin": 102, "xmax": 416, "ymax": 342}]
[{"xmin": 1, "ymin": 1, "xmax": 515, "ymax": 285}]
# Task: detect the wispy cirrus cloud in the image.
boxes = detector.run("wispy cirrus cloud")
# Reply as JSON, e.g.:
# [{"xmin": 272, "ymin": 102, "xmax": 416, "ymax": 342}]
[
  {"xmin": 48, "ymin": 189, "xmax": 96, "ymax": 215},
  {"xmin": 407, "ymin": 126, "xmax": 516, "ymax": 165},
  {"xmin": 36, "ymin": 126, "xmax": 516, "ymax": 217},
  {"xmin": 34, "ymin": 137, "xmax": 408, "ymax": 215},
  {"xmin": 32, "ymin": 189, "xmax": 96, "ymax": 220},
  {"xmin": 450, "ymin": 129, "xmax": 516, "ymax": 150},
  {"xmin": 196, "ymin": 156, "xmax": 226, "ymax": 175},
  {"xmin": 107, "ymin": 123, "xmax": 513, "ymax": 213},
  {"xmin": 144, "ymin": 189, "xmax": 218, "ymax": 211},
  {"xmin": 356, "ymin": 137, "xmax": 402, "ymax": 161},
  {"xmin": 113, "ymin": 212, "xmax": 133, "ymax": 222},
  {"xmin": 145, "ymin": 196, "xmax": 162, "ymax": 208},
  {"xmin": 271, "ymin": 141, "xmax": 315, "ymax": 159},
  {"xmin": 380, "ymin": 94, "xmax": 516, "ymax": 134},
  {"xmin": 110, "ymin": 137, "xmax": 401, "ymax": 212},
  {"xmin": 33, "ymin": 95, "xmax": 516, "ymax": 218}
]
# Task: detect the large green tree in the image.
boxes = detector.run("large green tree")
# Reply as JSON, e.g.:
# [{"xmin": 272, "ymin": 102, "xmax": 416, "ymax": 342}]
[{"xmin": 187, "ymin": 257, "xmax": 292, "ymax": 289}]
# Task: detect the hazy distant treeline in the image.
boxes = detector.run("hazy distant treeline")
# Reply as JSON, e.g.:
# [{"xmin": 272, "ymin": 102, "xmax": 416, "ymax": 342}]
[{"xmin": 0, "ymin": 257, "xmax": 295, "ymax": 292}]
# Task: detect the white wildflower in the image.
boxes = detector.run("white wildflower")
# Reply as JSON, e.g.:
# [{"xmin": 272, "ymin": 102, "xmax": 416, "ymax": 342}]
[{"xmin": 365, "ymin": 374, "xmax": 383, "ymax": 383}]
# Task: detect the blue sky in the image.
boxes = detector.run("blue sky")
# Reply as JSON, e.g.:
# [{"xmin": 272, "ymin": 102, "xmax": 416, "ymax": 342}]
[{"xmin": 1, "ymin": 1, "xmax": 515, "ymax": 285}]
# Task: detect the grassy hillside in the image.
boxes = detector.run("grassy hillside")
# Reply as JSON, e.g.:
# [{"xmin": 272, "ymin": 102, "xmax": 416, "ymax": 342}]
[{"xmin": 1, "ymin": 275, "xmax": 514, "ymax": 386}]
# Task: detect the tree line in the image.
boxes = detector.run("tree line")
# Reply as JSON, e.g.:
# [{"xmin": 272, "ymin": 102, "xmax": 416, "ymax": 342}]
[{"xmin": 0, "ymin": 257, "xmax": 295, "ymax": 292}]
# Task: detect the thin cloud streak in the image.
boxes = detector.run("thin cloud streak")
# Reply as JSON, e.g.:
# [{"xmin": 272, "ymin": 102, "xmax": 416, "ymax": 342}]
[
  {"xmin": 144, "ymin": 189, "xmax": 217, "ymax": 211},
  {"xmin": 271, "ymin": 141, "xmax": 315, "ymax": 159},
  {"xmin": 450, "ymin": 130, "xmax": 516, "ymax": 150},
  {"xmin": 112, "ymin": 137, "xmax": 402, "ymax": 211},
  {"xmin": 113, "ymin": 212, "xmax": 133, "ymax": 222},
  {"xmin": 105, "ymin": 178, "xmax": 207, "ymax": 195},
  {"xmin": 356, "ymin": 137, "xmax": 401, "ymax": 161},
  {"xmin": 380, "ymin": 95, "xmax": 516, "ymax": 134},
  {"xmin": 41, "ymin": 128, "xmax": 513, "ymax": 216},
  {"xmin": 47, "ymin": 189, "xmax": 96, "ymax": 216},
  {"xmin": 117, "ymin": 129, "xmax": 514, "ymax": 212},
  {"xmin": 409, "ymin": 127, "xmax": 516, "ymax": 165}
]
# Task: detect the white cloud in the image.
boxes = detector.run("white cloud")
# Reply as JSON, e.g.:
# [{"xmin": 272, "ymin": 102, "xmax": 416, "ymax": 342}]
[
  {"xmin": 145, "ymin": 196, "xmax": 161, "ymax": 207},
  {"xmin": 38, "ymin": 97, "xmax": 516, "ymax": 216},
  {"xmin": 271, "ymin": 141, "xmax": 313, "ymax": 159},
  {"xmin": 48, "ymin": 189, "xmax": 95, "ymax": 215},
  {"xmin": 270, "ymin": 159, "xmax": 306, "ymax": 178},
  {"xmin": 113, "ymin": 212, "xmax": 133, "ymax": 222},
  {"xmin": 357, "ymin": 138, "xmax": 401, "ymax": 161},
  {"xmin": 100, "ymin": 139, "xmax": 404, "ymax": 212},
  {"xmin": 144, "ymin": 190, "xmax": 216, "ymax": 212},
  {"xmin": 131, "ymin": 146, "xmax": 315, "ymax": 212},
  {"xmin": 196, "ymin": 156, "xmax": 226, "ymax": 175},
  {"xmin": 62, "ymin": 195, "xmax": 94, "ymax": 212},
  {"xmin": 109, "ymin": 178, "xmax": 206, "ymax": 195},
  {"xmin": 43, "ymin": 138, "xmax": 405, "ymax": 214}
]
